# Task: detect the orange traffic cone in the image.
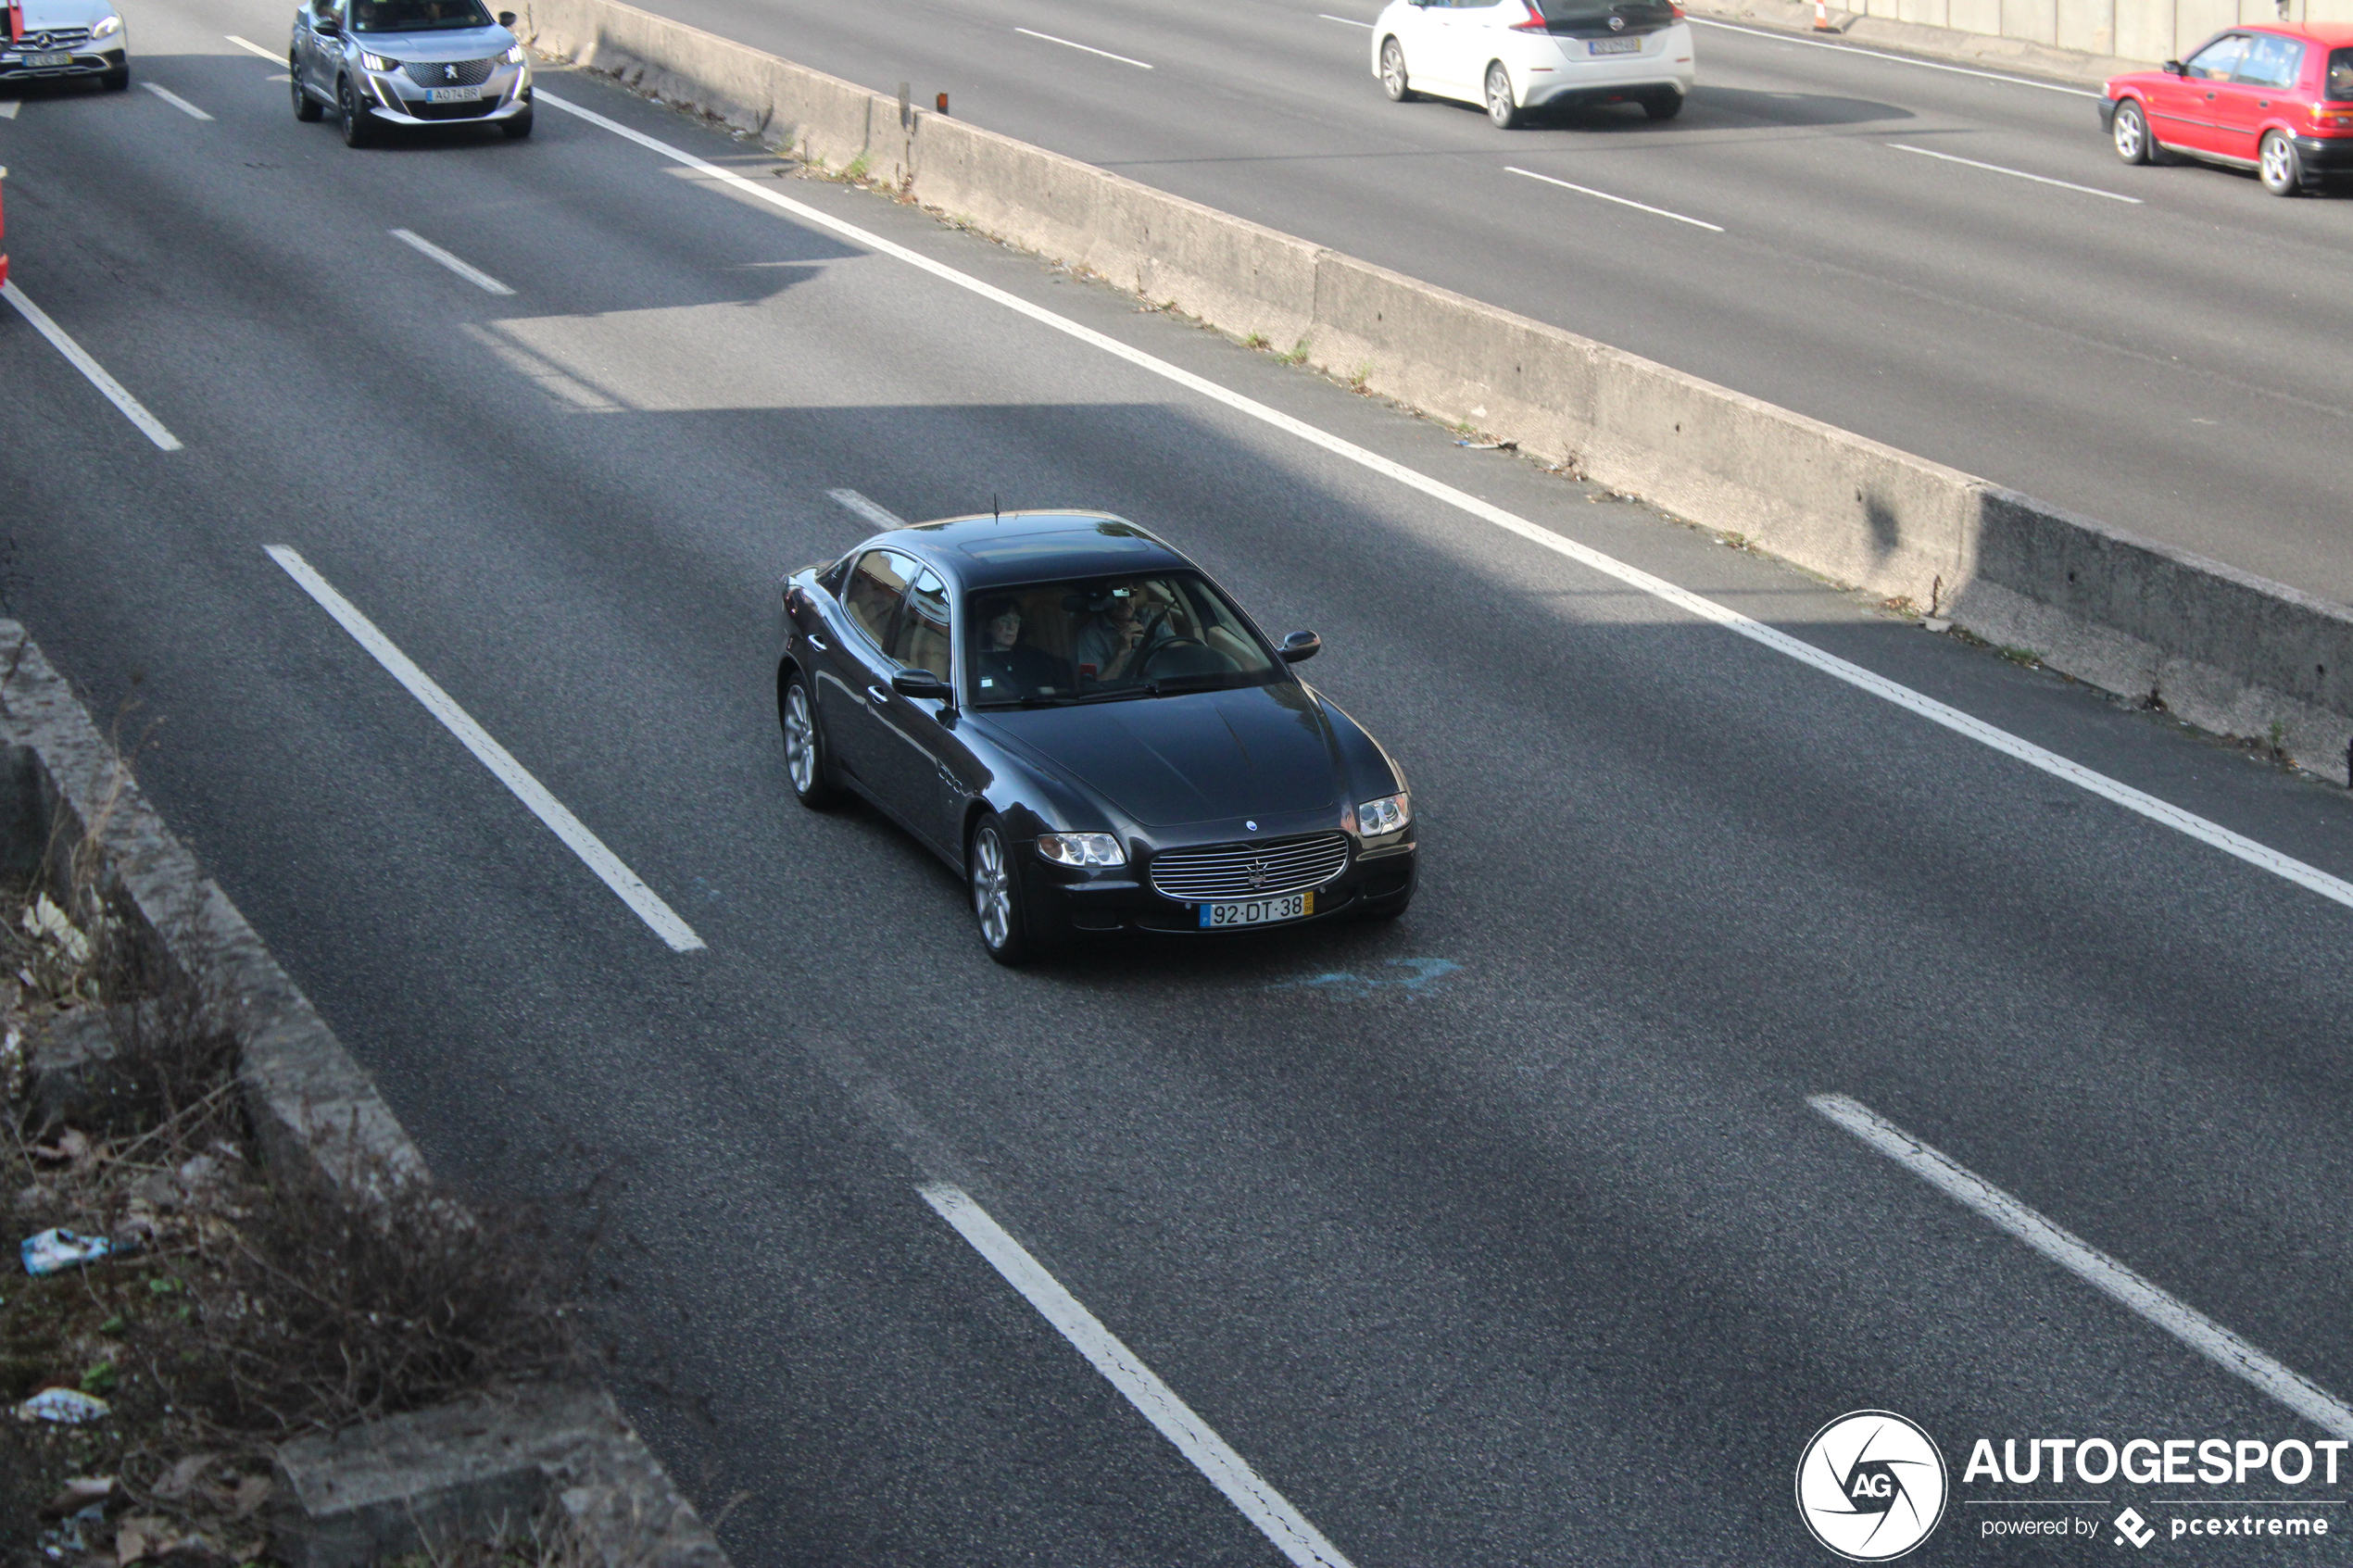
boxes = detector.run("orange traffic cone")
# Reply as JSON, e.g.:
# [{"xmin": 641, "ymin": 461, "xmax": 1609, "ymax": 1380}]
[{"xmin": 1814, "ymin": 0, "xmax": 1835, "ymax": 28}]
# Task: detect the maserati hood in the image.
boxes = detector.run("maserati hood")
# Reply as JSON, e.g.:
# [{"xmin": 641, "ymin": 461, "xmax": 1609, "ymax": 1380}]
[{"xmin": 986, "ymin": 681, "xmax": 1342, "ymax": 828}]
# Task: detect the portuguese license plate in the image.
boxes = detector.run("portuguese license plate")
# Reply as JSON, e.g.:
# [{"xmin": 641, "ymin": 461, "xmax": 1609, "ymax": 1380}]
[
  {"xmin": 1199, "ymin": 890, "xmax": 1313, "ymax": 929},
  {"xmin": 426, "ymin": 84, "xmax": 481, "ymax": 102},
  {"xmin": 25, "ymin": 51, "xmax": 71, "ymax": 67},
  {"xmin": 1589, "ymin": 36, "xmax": 1642, "ymax": 54}
]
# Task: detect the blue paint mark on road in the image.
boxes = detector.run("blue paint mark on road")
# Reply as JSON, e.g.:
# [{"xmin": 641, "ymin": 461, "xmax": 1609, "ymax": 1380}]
[{"xmin": 1266, "ymin": 957, "xmax": 1460, "ymax": 997}]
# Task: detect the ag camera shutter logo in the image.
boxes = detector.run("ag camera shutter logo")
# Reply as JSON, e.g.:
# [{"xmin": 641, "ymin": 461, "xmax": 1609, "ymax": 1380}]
[{"xmin": 1796, "ymin": 1411, "xmax": 1949, "ymax": 1561}]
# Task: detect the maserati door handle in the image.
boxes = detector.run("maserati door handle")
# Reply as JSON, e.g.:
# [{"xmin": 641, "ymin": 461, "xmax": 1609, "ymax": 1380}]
[
  {"xmin": 868, "ymin": 684, "xmax": 893, "ymax": 705},
  {"xmin": 808, "ymin": 634, "xmax": 829, "ymax": 652}
]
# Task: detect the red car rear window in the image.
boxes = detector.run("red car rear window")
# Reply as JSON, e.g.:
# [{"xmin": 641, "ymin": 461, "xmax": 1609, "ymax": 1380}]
[{"xmin": 2331, "ymin": 46, "xmax": 2353, "ymax": 101}]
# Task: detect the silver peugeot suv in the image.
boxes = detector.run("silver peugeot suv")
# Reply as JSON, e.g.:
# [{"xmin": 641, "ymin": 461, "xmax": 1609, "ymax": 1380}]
[{"xmin": 290, "ymin": 0, "xmax": 532, "ymax": 146}]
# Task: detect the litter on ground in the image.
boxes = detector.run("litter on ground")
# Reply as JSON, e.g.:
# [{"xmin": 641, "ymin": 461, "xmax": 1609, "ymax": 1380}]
[
  {"xmin": 15, "ymin": 1386, "xmax": 111, "ymax": 1424},
  {"xmin": 20, "ymin": 1226, "xmax": 122, "ymax": 1275}
]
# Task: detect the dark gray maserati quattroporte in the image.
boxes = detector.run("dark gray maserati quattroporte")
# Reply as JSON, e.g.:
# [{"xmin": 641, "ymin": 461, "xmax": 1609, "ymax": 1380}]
[{"xmin": 777, "ymin": 511, "xmax": 1417, "ymax": 963}]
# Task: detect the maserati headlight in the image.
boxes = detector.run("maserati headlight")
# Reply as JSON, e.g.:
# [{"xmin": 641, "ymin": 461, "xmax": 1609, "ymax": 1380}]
[
  {"xmin": 360, "ymin": 50, "xmax": 397, "ymax": 71},
  {"xmin": 89, "ymin": 14, "xmax": 121, "ymax": 37},
  {"xmin": 1355, "ymin": 792, "xmax": 1411, "ymax": 837},
  {"xmin": 1036, "ymin": 833, "xmax": 1126, "ymax": 868}
]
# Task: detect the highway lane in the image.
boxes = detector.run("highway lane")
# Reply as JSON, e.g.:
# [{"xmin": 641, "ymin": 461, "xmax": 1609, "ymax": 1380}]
[
  {"xmin": 7, "ymin": 8, "xmax": 2353, "ymax": 1562},
  {"xmin": 583, "ymin": 0, "xmax": 2353, "ymax": 611}
]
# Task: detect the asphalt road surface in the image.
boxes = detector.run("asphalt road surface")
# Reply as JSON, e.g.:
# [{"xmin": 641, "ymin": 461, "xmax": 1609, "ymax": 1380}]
[
  {"xmin": 592, "ymin": 0, "xmax": 2353, "ymax": 610},
  {"xmin": 6, "ymin": 8, "xmax": 2353, "ymax": 1562}
]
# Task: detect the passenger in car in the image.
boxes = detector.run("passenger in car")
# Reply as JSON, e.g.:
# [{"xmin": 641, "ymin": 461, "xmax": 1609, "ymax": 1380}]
[{"xmin": 971, "ymin": 596, "xmax": 1068, "ymax": 700}]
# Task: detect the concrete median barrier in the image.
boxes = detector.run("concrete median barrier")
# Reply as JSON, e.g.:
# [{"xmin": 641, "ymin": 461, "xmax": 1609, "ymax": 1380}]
[{"xmin": 518, "ymin": 0, "xmax": 2353, "ymax": 784}]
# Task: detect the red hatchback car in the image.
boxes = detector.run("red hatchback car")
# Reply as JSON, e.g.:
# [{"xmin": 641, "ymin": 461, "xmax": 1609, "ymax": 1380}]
[{"xmin": 2102, "ymin": 23, "xmax": 2353, "ymax": 194}]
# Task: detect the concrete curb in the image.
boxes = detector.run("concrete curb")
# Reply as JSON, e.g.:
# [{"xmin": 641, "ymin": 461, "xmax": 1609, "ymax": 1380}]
[
  {"xmin": 0, "ymin": 624, "xmax": 733, "ymax": 1568},
  {"xmin": 515, "ymin": 0, "xmax": 2353, "ymax": 784},
  {"xmin": 271, "ymin": 1383, "xmax": 729, "ymax": 1568}
]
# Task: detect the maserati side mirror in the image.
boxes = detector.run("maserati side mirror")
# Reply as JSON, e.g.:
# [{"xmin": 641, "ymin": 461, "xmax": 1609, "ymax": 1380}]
[
  {"xmin": 1278, "ymin": 630, "xmax": 1322, "ymax": 664},
  {"xmin": 892, "ymin": 668, "xmax": 953, "ymax": 701}
]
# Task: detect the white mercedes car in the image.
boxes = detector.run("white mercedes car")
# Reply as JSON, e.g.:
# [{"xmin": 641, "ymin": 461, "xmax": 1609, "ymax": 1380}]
[
  {"xmin": 1371, "ymin": 0, "xmax": 1695, "ymax": 126},
  {"xmin": 0, "ymin": 0, "xmax": 129, "ymax": 92}
]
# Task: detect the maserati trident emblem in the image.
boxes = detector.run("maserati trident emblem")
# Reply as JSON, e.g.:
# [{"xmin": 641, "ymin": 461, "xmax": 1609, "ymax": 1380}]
[{"xmin": 1247, "ymin": 860, "xmax": 1268, "ymax": 890}]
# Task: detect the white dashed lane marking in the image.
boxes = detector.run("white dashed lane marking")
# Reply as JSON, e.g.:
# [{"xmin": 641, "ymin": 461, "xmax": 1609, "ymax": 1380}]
[
  {"xmin": 921, "ymin": 1184, "xmax": 1355, "ymax": 1568},
  {"xmin": 827, "ymin": 488, "xmax": 909, "ymax": 531},
  {"xmin": 1, "ymin": 280, "xmax": 182, "ymax": 450},
  {"xmin": 142, "ymin": 82, "xmax": 214, "ymax": 119},
  {"xmin": 1505, "ymin": 166, "xmax": 1725, "ymax": 232},
  {"xmin": 1889, "ymin": 142, "xmax": 2142, "ymax": 203},
  {"xmin": 390, "ymin": 228, "xmax": 516, "ymax": 295},
  {"xmin": 1813, "ymin": 1094, "xmax": 2353, "ymax": 1439},
  {"xmin": 265, "ymin": 546, "xmax": 705, "ymax": 952},
  {"xmin": 1013, "ymin": 27, "xmax": 1153, "ymax": 69}
]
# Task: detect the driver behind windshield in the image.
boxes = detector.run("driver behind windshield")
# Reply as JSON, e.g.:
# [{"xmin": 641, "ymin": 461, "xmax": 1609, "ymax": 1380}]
[{"xmin": 1072, "ymin": 582, "xmax": 1177, "ymax": 685}]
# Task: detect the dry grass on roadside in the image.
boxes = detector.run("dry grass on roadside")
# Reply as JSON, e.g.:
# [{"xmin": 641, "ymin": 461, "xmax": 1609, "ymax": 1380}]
[{"xmin": 2, "ymin": 790, "xmax": 591, "ymax": 1566}]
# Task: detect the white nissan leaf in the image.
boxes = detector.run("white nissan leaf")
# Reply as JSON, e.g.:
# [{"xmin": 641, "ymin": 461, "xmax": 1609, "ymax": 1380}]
[{"xmin": 1372, "ymin": 0, "xmax": 1696, "ymax": 126}]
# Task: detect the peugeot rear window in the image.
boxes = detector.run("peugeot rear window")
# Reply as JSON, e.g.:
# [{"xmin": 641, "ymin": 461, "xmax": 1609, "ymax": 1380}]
[
  {"xmin": 1529, "ymin": 0, "xmax": 1681, "ymax": 31},
  {"xmin": 2331, "ymin": 47, "xmax": 2353, "ymax": 101},
  {"xmin": 350, "ymin": 0, "xmax": 492, "ymax": 31}
]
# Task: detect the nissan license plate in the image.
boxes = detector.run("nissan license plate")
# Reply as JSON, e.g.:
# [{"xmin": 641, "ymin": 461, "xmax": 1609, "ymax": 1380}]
[
  {"xmin": 24, "ymin": 51, "xmax": 71, "ymax": 67},
  {"xmin": 1589, "ymin": 37, "xmax": 1642, "ymax": 54},
  {"xmin": 426, "ymin": 84, "xmax": 482, "ymax": 102},
  {"xmin": 1199, "ymin": 890, "xmax": 1313, "ymax": 929}
]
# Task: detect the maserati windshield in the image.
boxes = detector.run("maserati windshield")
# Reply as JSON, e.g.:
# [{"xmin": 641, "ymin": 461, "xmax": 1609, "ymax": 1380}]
[{"xmin": 964, "ymin": 572, "xmax": 1281, "ymax": 707}]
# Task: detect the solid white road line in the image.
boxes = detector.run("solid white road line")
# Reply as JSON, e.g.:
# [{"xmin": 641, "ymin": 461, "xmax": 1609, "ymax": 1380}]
[
  {"xmin": 827, "ymin": 487, "xmax": 908, "ymax": 531},
  {"xmin": 1689, "ymin": 16, "xmax": 2104, "ymax": 97},
  {"xmin": 142, "ymin": 82, "xmax": 214, "ymax": 120},
  {"xmin": 1812, "ymin": 1094, "xmax": 2353, "ymax": 1439},
  {"xmin": 263, "ymin": 546, "xmax": 706, "ymax": 953},
  {"xmin": 0, "ymin": 101, "xmax": 19, "ymax": 119},
  {"xmin": 1504, "ymin": 166, "xmax": 1725, "ymax": 232},
  {"xmin": 535, "ymin": 88, "xmax": 2353, "ymax": 916},
  {"xmin": 919, "ymin": 1183, "xmax": 1355, "ymax": 1568},
  {"xmin": 1, "ymin": 281, "xmax": 182, "ymax": 451},
  {"xmin": 1889, "ymin": 142, "xmax": 2141, "ymax": 202},
  {"xmin": 224, "ymin": 32, "xmax": 282, "ymax": 61},
  {"xmin": 1318, "ymin": 14, "xmax": 1374, "ymax": 27},
  {"xmin": 1013, "ymin": 27, "xmax": 1154, "ymax": 69},
  {"xmin": 390, "ymin": 228, "xmax": 516, "ymax": 295}
]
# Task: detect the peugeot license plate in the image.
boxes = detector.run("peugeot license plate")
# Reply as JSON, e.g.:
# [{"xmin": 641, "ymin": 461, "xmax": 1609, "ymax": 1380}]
[
  {"xmin": 24, "ymin": 51, "xmax": 71, "ymax": 67},
  {"xmin": 1589, "ymin": 36, "xmax": 1642, "ymax": 53},
  {"xmin": 426, "ymin": 84, "xmax": 481, "ymax": 102},
  {"xmin": 1199, "ymin": 890, "xmax": 1313, "ymax": 929}
]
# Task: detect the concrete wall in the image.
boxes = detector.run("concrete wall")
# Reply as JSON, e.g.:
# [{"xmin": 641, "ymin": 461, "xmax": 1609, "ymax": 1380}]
[
  {"xmin": 515, "ymin": 0, "xmax": 2353, "ymax": 784},
  {"xmin": 1850, "ymin": 0, "xmax": 2353, "ymax": 66}
]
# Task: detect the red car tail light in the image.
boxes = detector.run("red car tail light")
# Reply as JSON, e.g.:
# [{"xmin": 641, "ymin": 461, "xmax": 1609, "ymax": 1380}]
[
  {"xmin": 2311, "ymin": 103, "xmax": 2353, "ymax": 128},
  {"xmin": 1510, "ymin": 1, "xmax": 1549, "ymax": 31}
]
